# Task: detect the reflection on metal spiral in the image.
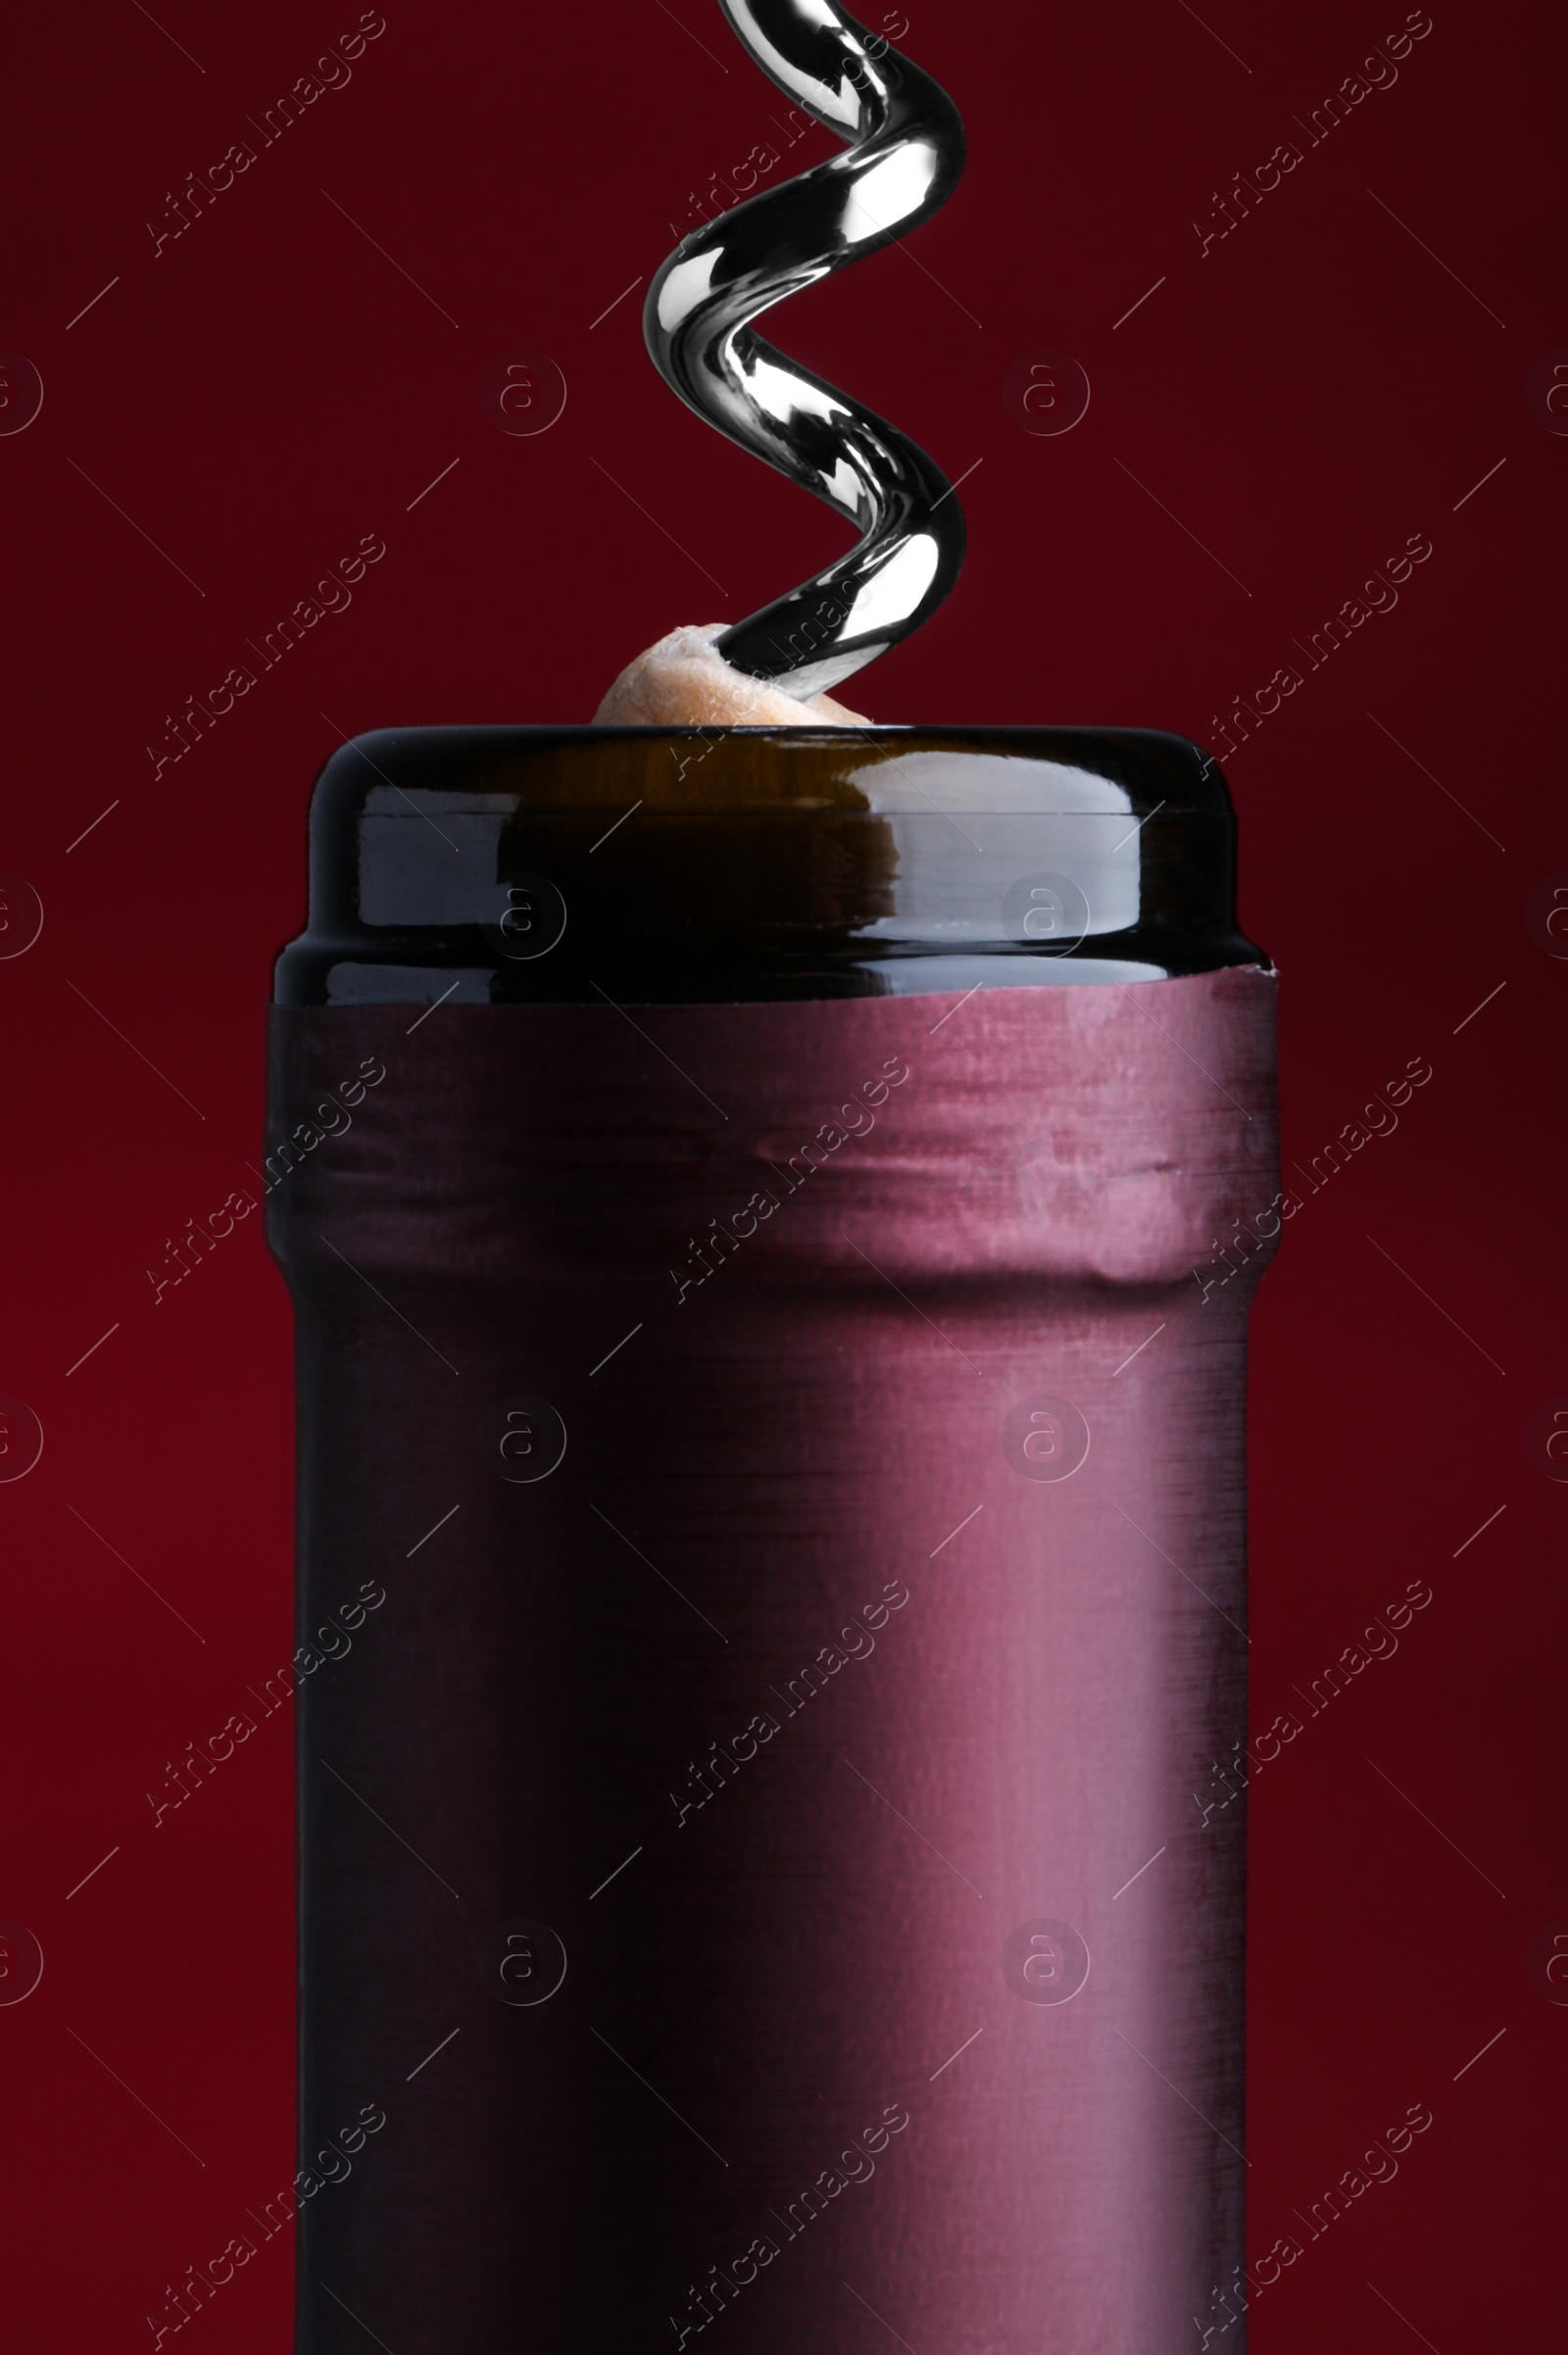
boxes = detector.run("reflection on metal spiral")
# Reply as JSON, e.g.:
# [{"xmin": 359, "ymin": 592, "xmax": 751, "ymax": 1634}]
[{"xmin": 645, "ymin": 0, "xmax": 965, "ymax": 700}]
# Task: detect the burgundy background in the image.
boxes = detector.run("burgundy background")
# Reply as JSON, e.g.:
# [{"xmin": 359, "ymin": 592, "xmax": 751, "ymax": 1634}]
[{"xmin": 1, "ymin": 0, "xmax": 1560, "ymax": 2346}]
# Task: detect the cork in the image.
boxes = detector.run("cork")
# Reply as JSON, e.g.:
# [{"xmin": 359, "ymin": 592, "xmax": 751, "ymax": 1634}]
[{"xmin": 593, "ymin": 622, "xmax": 871, "ymax": 727}]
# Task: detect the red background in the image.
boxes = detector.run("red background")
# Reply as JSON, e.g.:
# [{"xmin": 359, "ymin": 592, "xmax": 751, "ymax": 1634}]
[{"xmin": 2, "ymin": 0, "xmax": 1561, "ymax": 2344}]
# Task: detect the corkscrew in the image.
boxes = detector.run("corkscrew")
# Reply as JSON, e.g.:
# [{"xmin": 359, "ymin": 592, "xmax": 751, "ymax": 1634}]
[{"xmin": 645, "ymin": 0, "xmax": 966, "ymax": 700}]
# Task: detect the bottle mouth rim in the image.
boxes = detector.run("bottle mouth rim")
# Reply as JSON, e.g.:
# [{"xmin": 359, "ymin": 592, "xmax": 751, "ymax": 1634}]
[
  {"xmin": 311, "ymin": 723, "xmax": 1238, "ymax": 821},
  {"xmin": 274, "ymin": 724, "xmax": 1260, "ymax": 1006}
]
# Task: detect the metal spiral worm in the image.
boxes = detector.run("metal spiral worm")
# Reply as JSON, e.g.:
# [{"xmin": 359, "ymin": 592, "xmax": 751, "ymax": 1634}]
[{"xmin": 645, "ymin": 0, "xmax": 965, "ymax": 701}]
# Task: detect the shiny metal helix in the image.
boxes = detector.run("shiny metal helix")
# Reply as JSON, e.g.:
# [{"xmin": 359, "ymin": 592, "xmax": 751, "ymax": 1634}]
[{"xmin": 645, "ymin": 0, "xmax": 966, "ymax": 700}]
